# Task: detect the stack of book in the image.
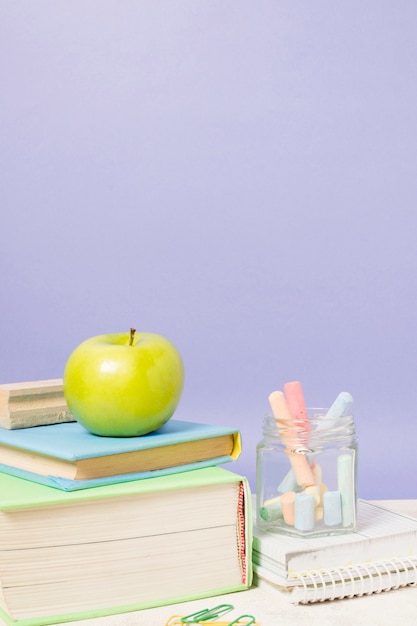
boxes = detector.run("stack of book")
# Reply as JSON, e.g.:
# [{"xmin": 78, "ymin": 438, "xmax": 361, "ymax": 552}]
[{"xmin": 0, "ymin": 379, "xmax": 252, "ymax": 626}]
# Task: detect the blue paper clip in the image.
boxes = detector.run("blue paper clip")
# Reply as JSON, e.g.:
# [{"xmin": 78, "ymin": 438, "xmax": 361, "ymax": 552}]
[{"xmin": 180, "ymin": 603, "xmax": 234, "ymax": 623}]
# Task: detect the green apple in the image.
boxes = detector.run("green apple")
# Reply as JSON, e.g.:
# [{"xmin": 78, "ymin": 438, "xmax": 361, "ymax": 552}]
[{"xmin": 63, "ymin": 328, "xmax": 184, "ymax": 437}]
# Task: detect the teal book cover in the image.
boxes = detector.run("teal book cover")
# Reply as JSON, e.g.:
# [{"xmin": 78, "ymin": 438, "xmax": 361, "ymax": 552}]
[{"xmin": 0, "ymin": 419, "xmax": 241, "ymax": 490}]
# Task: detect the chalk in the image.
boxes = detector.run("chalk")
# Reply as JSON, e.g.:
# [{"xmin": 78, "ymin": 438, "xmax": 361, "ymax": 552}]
[
  {"xmin": 304, "ymin": 484, "xmax": 321, "ymax": 506},
  {"xmin": 268, "ymin": 390, "xmax": 295, "ymax": 442},
  {"xmin": 324, "ymin": 490, "xmax": 343, "ymax": 526},
  {"xmin": 314, "ymin": 505, "xmax": 324, "ymax": 522},
  {"xmin": 269, "ymin": 390, "xmax": 315, "ymax": 488},
  {"xmin": 294, "ymin": 493, "xmax": 315, "ymax": 531},
  {"xmin": 260, "ymin": 496, "xmax": 283, "ymax": 522},
  {"xmin": 277, "ymin": 468, "xmax": 299, "ymax": 494},
  {"xmin": 286, "ymin": 453, "xmax": 315, "ymax": 488},
  {"xmin": 325, "ymin": 391, "xmax": 354, "ymax": 422},
  {"xmin": 263, "ymin": 495, "xmax": 282, "ymax": 506},
  {"xmin": 283, "ymin": 381, "xmax": 310, "ymax": 433},
  {"xmin": 320, "ymin": 481, "xmax": 329, "ymax": 503},
  {"xmin": 312, "ymin": 462, "xmax": 322, "ymax": 485},
  {"xmin": 337, "ymin": 453, "xmax": 356, "ymax": 527},
  {"xmin": 280, "ymin": 491, "xmax": 296, "ymax": 525}
]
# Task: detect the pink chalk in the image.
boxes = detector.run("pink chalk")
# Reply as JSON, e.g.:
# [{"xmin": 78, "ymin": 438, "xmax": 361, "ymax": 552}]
[
  {"xmin": 283, "ymin": 381, "xmax": 310, "ymax": 432},
  {"xmin": 284, "ymin": 381, "xmax": 310, "ymax": 448}
]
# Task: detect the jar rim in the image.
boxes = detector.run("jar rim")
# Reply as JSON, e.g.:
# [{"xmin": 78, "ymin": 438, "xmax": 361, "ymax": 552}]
[{"xmin": 263, "ymin": 409, "xmax": 356, "ymax": 443}]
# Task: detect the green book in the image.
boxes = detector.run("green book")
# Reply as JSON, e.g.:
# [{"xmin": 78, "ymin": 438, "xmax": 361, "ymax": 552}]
[{"xmin": 0, "ymin": 467, "xmax": 252, "ymax": 625}]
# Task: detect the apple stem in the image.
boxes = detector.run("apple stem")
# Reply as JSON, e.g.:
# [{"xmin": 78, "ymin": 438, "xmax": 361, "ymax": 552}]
[{"xmin": 129, "ymin": 328, "xmax": 136, "ymax": 346}]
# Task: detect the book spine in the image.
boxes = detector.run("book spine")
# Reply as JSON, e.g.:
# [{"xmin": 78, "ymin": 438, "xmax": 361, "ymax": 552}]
[
  {"xmin": 237, "ymin": 480, "xmax": 248, "ymax": 584},
  {"xmin": 290, "ymin": 557, "xmax": 417, "ymax": 603}
]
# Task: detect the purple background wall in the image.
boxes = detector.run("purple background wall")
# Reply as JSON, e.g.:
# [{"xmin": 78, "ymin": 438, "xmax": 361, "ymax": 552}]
[{"xmin": 2, "ymin": 2, "xmax": 417, "ymax": 499}]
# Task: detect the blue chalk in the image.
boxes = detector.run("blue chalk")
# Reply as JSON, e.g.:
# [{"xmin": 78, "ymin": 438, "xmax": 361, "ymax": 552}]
[
  {"xmin": 294, "ymin": 492, "xmax": 315, "ymax": 531},
  {"xmin": 277, "ymin": 468, "xmax": 299, "ymax": 494},
  {"xmin": 325, "ymin": 391, "xmax": 354, "ymax": 421},
  {"xmin": 323, "ymin": 490, "xmax": 342, "ymax": 526}
]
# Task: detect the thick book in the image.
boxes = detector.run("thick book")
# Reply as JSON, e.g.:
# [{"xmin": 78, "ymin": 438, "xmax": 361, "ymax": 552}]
[
  {"xmin": 0, "ymin": 419, "xmax": 241, "ymax": 490},
  {"xmin": 0, "ymin": 467, "xmax": 252, "ymax": 625},
  {"xmin": 253, "ymin": 499, "xmax": 417, "ymax": 603}
]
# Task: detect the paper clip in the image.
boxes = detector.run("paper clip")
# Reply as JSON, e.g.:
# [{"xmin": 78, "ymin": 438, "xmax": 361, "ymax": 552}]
[
  {"xmin": 165, "ymin": 614, "xmax": 259, "ymax": 626},
  {"xmin": 165, "ymin": 617, "xmax": 185, "ymax": 626},
  {"xmin": 227, "ymin": 616, "xmax": 258, "ymax": 626},
  {"xmin": 180, "ymin": 603, "xmax": 234, "ymax": 622},
  {"xmin": 180, "ymin": 618, "xmax": 258, "ymax": 626}
]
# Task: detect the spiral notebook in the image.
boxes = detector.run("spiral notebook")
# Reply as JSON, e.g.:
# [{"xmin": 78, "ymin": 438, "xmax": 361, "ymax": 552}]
[{"xmin": 252, "ymin": 499, "xmax": 417, "ymax": 603}]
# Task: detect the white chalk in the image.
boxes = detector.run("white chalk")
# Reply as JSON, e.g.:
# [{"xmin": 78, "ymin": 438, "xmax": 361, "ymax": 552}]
[
  {"xmin": 294, "ymin": 493, "xmax": 315, "ymax": 531},
  {"xmin": 337, "ymin": 453, "xmax": 356, "ymax": 527},
  {"xmin": 323, "ymin": 490, "xmax": 343, "ymax": 526}
]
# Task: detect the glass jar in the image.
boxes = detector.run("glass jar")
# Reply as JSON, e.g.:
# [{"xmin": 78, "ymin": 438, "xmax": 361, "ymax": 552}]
[{"xmin": 256, "ymin": 408, "xmax": 358, "ymax": 537}]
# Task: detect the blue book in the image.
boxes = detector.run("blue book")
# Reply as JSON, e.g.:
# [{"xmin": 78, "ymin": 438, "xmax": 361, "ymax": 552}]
[{"xmin": 0, "ymin": 419, "xmax": 241, "ymax": 491}]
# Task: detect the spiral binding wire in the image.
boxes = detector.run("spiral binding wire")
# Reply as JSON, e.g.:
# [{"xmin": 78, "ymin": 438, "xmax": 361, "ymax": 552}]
[{"xmin": 292, "ymin": 557, "xmax": 417, "ymax": 604}]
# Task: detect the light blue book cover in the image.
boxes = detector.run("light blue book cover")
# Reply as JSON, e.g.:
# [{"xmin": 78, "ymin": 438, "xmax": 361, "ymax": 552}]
[{"xmin": 0, "ymin": 419, "xmax": 241, "ymax": 491}]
